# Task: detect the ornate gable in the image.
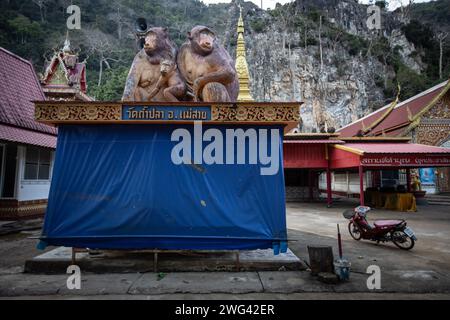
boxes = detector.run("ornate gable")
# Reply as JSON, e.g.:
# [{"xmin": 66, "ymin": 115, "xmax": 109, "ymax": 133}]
[
  {"xmin": 40, "ymin": 38, "xmax": 91, "ymax": 101},
  {"xmin": 416, "ymin": 90, "xmax": 450, "ymax": 146}
]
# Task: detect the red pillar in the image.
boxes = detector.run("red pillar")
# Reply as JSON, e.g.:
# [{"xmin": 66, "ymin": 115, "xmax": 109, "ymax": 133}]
[
  {"xmin": 326, "ymin": 168, "xmax": 332, "ymax": 207},
  {"xmin": 406, "ymin": 168, "xmax": 412, "ymax": 193},
  {"xmin": 359, "ymin": 165, "xmax": 365, "ymax": 206},
  {"xmin": 308, "ymin": 170, "xmax": 313, "ymax": 201}
]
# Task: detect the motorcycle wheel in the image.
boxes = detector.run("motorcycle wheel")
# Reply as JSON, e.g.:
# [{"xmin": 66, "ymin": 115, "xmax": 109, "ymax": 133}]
[
  {"xmin": 348, "ymin": 222, "xmax": 361, "ymax": 240},
  {"xmin": 391, "ymin": 230, "xmax": 415, "ymax": 250}
]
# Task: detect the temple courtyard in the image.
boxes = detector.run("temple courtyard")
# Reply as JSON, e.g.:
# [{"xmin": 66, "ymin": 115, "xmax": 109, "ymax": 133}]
[{"xmin": 0, "ymin": 201, "xmax": 449, "ymax": 299}]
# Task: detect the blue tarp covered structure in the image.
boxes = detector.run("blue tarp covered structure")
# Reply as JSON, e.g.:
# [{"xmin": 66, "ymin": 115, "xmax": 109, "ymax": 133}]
[{"xmin": 41, "ymin": 124, "xmax": 288, "ymax": 252}]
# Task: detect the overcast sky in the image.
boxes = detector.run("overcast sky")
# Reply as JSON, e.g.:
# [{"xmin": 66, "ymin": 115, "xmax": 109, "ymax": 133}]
[{"xmin": 201, "ymin": 0, "xmax": 432, "ymax": 11}]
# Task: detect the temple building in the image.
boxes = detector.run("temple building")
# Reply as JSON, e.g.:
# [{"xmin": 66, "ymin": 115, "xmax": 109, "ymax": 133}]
[
  {"xmin": 40, "ymin": 38, "xmax": 93, "ymax": 101},
  {"xmin": 0, "ymin": 47, "xmax": 57, "ymax": 220},
  {"xmin": 335, "ymin": 80, "xmax": 450, "ymax": 196},
  {"xmin": 234, "ymin": 10, "xmax": 450, "ymax": 207}
]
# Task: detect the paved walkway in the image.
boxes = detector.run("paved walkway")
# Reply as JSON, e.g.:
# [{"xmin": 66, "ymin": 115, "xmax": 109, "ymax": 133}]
[{"xmin": 1, "ymin": 201, "xmax": 450, "ymax": 298}]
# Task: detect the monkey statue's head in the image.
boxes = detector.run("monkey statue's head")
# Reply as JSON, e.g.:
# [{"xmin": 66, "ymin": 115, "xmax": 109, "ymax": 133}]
[
  {"xmin": 188, "ymin": 26, "xmax": 217, "ymax": 56},
  {"xmin": 160, "ymin": 58, "xmax": 175, "ymax": 76},
  {"xmin": 143, "ymin": 27, "xmax": 170, "ymax": 56}
]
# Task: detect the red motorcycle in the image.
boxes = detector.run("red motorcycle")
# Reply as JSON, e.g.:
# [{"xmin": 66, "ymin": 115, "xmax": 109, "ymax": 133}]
[{"xmin": 343, "ymin": 206, "xmax": 417, "ymax": 250}]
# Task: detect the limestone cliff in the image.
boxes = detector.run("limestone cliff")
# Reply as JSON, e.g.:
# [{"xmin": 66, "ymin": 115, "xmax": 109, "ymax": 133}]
[{"xmin": 227, "ymin": 0, "xmax": 444, "ymax": 132}]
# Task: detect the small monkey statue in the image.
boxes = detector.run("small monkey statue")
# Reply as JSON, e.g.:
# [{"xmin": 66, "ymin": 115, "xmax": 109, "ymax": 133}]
[{"xmin": 147, "ymin": 59, "xmax": 185, "ymax": 102}]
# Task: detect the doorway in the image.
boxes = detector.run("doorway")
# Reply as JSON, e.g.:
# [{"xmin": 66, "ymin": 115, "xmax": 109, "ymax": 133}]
[{"xmin": 0, "ymin": 144, "xmax": 17, "ymax": 198}]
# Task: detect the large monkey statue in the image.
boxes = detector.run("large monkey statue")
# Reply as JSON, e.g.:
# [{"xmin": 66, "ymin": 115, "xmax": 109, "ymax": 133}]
[
  {"xmin": 122, "ymin": 27, "xmax": 185, "ymax": 102},
  {"xmin": 177, "ymin": 26, "xmax": 239, "ymax": 102}
]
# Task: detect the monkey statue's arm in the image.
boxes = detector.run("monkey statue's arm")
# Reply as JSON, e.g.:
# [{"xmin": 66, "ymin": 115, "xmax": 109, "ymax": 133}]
[
  {"xmin": 177, "ymin": 44, "xmax": 195, "ymax": 97},
  {"xmin": 193, "ymin": 65, "xmax": 236, "ymax": 100},
  {"xmin": 122, "ymin": 53, "xmax": 142, "ymax": 101},
  {"xmin": 147, "ymin": 75, "xmax": 165, "ymax": 101}
]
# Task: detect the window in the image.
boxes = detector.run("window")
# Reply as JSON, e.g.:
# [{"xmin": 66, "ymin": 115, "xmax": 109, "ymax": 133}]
[{"xmin": 24, "ymin": 147, "xmax": 52, "ymax": 180}]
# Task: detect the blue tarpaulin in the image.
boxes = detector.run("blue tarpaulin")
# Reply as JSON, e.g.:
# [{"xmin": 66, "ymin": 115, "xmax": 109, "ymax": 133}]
[{"xmin": 41, "ymin": 124, "xmax": 288, "ymax": 252}]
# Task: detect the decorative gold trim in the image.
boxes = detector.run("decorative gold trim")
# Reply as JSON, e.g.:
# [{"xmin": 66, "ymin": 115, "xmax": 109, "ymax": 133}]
[
  {"xmin": 35, "ymin": 103, "xmax": 121, "ymax": 122},
  {"xmin": 416, "ymin": 123, "xmax": 450, "ymax": 146},
  {"xmin": 34, "ymin": 102, "xmax": 301, "ymax": 124},
  {"xmin": 211, "ymin": 104, "xmax": 300, "ymax": 122},
  {"xmin": 363, "ymin": 84, "xmax": 400, "ymax": 135},
  {"xmin": 334, "ymin": 144, "xmax": 365, "ymax": 156},
  {"xmin": 402, "ymin": 79, "xmax": 450, "ymax": 136}
]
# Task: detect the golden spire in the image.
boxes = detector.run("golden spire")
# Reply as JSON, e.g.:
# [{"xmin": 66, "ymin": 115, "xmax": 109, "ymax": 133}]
[{"xmin": 235, "ymin": 6, "xmax": 254, "ymax": 102}]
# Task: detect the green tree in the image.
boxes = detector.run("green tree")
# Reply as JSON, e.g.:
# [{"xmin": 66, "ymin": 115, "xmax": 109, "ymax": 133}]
[
  {"xmin": 8, "ymin": 14, "xmax": 42, "ymax": 44},
  {"xmin": 89, "ymin": 66, "xmax": 129, "ymax": 101}
]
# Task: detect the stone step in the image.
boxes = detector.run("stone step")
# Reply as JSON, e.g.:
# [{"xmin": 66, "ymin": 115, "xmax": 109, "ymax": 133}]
[
  {"xmin": 25, "ymin": 247, "xmax": 307, "ymax": 274},
  {"xmin": 427, "ymin": 200, "xmax": 450, "ymax": 206},
  {"xmin": 425, "ymin": 195, "xmax": 450, "ymax": 201},
  {"xmin": 426, "ymin": 198, "xmax": 450, "ymax": 202}
]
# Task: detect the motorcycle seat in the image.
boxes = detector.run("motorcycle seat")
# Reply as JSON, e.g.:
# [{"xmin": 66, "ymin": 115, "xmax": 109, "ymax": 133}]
[{"xmin": 374, "ymin": 220, "xmax": 403, "ymax": 228}]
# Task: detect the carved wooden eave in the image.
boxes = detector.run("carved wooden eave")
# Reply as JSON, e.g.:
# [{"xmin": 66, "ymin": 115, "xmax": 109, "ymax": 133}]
[
  {"xmin": 415, "ymin": 93, "xmax": 450, "ymax": 146},
  {"xmin": 34, "ymin": 101, "xmax": 302, "ymax": 128}
]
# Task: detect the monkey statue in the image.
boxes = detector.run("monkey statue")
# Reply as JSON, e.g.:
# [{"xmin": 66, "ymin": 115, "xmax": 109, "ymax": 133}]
[
  {"xmin": 122, "ymin": 27, "xmax": 185, "ymax": 102},
  {"xmin": 147, "ymin": 59, "xmax": 185, "ymax": 102},
  {"xmin": 177, "ymin": 26, "xmax": 239, "ymax": 102}
]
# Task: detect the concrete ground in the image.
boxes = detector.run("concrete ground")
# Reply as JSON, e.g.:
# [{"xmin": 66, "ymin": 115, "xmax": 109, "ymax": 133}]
[{"xmin": 1, "ymin": 200, "xmax": 450, "ymax": 299}]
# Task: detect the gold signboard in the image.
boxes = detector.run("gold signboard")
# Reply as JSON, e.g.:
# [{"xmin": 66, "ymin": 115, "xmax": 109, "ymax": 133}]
[{"xmin": 34, "ymin": 102, "xmax": 302, "ymax": 125}]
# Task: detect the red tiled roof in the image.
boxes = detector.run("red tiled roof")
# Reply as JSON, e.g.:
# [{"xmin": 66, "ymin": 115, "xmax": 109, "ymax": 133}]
[
  {"xmin": 0, "ymin": 124, "xmax": 56, "ymax": 148},
  {"xmin": 338, "ymin": 81, "xmax": 449, "ymax": 137},
  {"xmin": 0, "ymin": 47, "xmax": 56, "ymax": 137},
  {"xmin": 343, "ymin": 143, "xmax": 450, "ymax": 154}
]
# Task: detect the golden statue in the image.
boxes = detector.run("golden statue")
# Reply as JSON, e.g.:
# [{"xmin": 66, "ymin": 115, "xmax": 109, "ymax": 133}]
[
  {"xmin": 235, "ymin": 7, "xmax": 254, "ymax": 102},
  {"xmin": 411, "ymin": 173, "xmax": 422, "ymax": 192}
]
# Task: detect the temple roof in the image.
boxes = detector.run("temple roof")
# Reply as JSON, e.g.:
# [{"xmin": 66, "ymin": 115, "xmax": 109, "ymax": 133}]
[
  {"xmin": 338, "ymin": 80, "xmax": 450, "ymax": 137},
  {"xmin": 0, "ymin": 47, "xmax": 56, "ymax": 148},
  {"xmin": 40, "ymin": 38, "xmax": 91, "ymax": 101}
]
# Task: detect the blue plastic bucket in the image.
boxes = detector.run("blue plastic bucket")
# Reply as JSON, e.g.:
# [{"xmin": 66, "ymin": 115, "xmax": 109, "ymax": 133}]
[{"xmin": 334, "ymin": 259, "xmax": 351, "ymax": 281}]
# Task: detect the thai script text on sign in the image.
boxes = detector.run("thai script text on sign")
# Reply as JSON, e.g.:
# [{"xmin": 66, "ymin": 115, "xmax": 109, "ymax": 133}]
[
  {"xmin": 122, "ymin": 105, "xmax": 211, "ymax": 121},
  {"xmin": 361, "ymin": 155, "xmax": 450, "ymax": 166}
]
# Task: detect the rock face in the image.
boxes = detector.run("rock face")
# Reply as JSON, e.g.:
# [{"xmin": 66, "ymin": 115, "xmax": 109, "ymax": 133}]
[
  {"xmin": 246, "ymin": 30, "xmax": 385, "ymax": 132},
  {"xmin": 228, "ymin": 0, "xmax": 430, "ymax": 132}
]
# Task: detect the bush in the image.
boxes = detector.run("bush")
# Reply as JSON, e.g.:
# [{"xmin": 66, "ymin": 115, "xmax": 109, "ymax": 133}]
[
  {"xmin": 250, "ymin": 19, "xmax": 265, "ymax": 33},
  {"xmin": 306, "ymin": 37, "xmax": 318, "ymax": 46},
  {"xmin": 89, "ymin": 66, "xmax": 129, "ymax": 101},
  {"xmin": 395, "ymin": 64, "xmax": 428, "ymax": 100}
]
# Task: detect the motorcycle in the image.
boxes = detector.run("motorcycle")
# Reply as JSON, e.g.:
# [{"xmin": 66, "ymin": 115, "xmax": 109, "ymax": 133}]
[{"xmin": 343, "ymin": 206, "xmax": 417, "ymax": 250}]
